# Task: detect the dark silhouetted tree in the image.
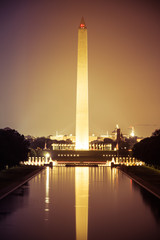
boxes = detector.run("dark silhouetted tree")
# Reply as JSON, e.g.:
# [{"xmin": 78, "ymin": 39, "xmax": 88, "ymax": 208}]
[
  {"xmin": 152, "ymin": 129, "xmax": 160, "ymax": 137},
  {"xmin": 30, "ymin": 137, "xmax": 54, "ymax": 150},
  {"xmin": 133, "ymin": 129, "xmax": 160, "ymax": 167},
  {"xmin": 28, "ymin": 148, "xmax": 37, "ymax": 157},
  {"xmin": 0, "ymin": 128, "xmax": 29, "ymax": 169},
  {"xmin": 104, "ymin": 138, "xmax": 114, "ymax": 144}
]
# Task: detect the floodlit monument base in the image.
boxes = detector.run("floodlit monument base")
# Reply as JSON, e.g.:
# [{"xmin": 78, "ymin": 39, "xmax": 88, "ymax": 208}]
[
  {"xmin": 51, "ymin": 148, "xmax": 133, "ymax": 165},
  {"xmin": 51, "ymin": 150, "xmax": 117, "ymax": 163}
]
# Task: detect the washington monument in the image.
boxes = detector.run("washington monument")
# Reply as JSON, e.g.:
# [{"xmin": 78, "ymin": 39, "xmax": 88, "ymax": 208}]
[{"xmin": 76, "ymin": 17, "xmax": 89, "ymax": 150}]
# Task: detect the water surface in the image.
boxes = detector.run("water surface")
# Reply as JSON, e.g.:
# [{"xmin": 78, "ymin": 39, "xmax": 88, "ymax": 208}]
[{"xmin": 0, "ymin": 167, "xmax": 160, "ymax": 240}]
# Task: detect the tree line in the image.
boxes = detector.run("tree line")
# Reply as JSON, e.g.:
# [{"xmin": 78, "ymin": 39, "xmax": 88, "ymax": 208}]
[
  {"xmin": 132, "ymin": 129, "xmax": 160, "ymax": 167},
  {"xmin": 0, "ymin": 127, "xmax": 159, "ymax": 169},
  {"xmin": 0, "ymin": 128, "xmax": 73, "ymax": 169},
  {"xmin": 0, "ymin": 128, "xmax": 29, "ymax": 169}
]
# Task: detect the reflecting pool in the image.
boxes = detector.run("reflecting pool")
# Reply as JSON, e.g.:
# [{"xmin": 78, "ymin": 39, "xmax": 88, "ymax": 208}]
[{"xmin": 0, "ymin": 167, "xmax": 160, "ymax": 240}]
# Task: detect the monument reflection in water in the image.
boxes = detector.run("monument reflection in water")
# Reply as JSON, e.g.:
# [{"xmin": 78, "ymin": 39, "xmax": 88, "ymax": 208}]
[
  {"xmin": 45, "ymin": 166, "xmax": 50, "ymax": 221},
  {"xmin": 45, "ymin": 166, "xmax": 89, "ymax": 239},
  {"xmin": 75, "ymin": 167, "xmax": 89, "ymax": 240}
]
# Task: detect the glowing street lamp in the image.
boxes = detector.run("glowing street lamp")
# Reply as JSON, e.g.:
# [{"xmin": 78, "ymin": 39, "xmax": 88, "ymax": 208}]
[{"xmin": 45, "ymin": 153, "xmax": 50, "ymax": 164}]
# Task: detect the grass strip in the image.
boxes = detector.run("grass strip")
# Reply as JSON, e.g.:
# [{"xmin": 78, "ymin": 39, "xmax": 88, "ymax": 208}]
[
  {"xmin": 0, "ymin": 165, "xmax": 44, "ymax": 199},
  {"xmin": 119, "ymin": 165, "xmax": 160, "ymax": 198}
]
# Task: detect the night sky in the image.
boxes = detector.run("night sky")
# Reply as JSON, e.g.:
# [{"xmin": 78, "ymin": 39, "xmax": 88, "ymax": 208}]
[{"xmin": 0, "ymin": 0, "xmax": 160, "ymax": 137}]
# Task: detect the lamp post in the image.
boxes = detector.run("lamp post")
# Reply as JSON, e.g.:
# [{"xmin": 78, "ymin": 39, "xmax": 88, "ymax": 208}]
[{"xmin": 45, "ymin": 153, "xmax": 50, "ymax": 164}]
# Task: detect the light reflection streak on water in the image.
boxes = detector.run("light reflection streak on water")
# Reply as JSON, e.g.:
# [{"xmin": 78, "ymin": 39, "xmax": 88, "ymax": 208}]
[
  {"xmin": 130, "ymin": 179, "xmax": 133, "ymax": 193},
  {"xmin": 45, "ymin": 166, "xmax": 50, "ymax": 221},
  {"xmin": 75, "ymin": 167, "xmax": 89, "ymax": 240}
]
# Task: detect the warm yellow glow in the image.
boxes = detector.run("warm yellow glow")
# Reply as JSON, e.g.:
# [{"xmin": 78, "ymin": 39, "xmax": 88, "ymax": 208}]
[
  {"xmin": 46, "ymin": 153, "xmax": 50, "ymax": 158},
  {"xmin": 45, "ymin": 153, "xmax": 50, "ymax": 164},
  {"xmin": 46, "ymin": 167, "xmax": 49, "ymax": 195},
  {"xmin": 75, "ymin": 167, "xmax": 89, "ymax": 240},
  {"xmin": 76, "ymin": 19, "xmax": 89, "ymax": 150},
  {"xmin": 75, "ymin": 140, "xmax": 89, "ymax": 150},
  {"xmin": 52, "ymin": 160, "xmax": 57, "ymax": 166},
  {"xmin": 45, "ymin": 167, "xmax": 50, "ymax": 220},
  {"xmin": 130, "ymin": 126, "xmax": 135, "ymax": 137},
  {"xmin": 111, "ymin": 157, "xmax": 115, "ymax": 164}
]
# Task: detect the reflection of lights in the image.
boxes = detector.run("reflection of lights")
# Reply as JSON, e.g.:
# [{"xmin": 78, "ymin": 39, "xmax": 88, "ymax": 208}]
[
  {"xmin": 46, "ymin": 167, "xmax": 49, "ymax": 195},
  {"xmin": 130, "ymin": 179, "xmax": 133, "ymax": 192},
  {"xmin": 75, "ymin": 167, "xmax": 89, "ymax": 240},
  {"xmin": 45, "ymin": 167, "xmax": 50, "ymax": 220}
]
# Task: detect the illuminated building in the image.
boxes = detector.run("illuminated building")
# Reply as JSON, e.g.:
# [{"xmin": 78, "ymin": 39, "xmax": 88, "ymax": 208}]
[
  {"xmin": 75, "ymin": 17, "xmax": 89, "ymax": 150},
  {"xmin": 116, "ymin": 124, "xmax": 121, "ymax": 143},
  {"xmin": 50, "ymin": 133, "xmax": 76, "ymax": 143}
]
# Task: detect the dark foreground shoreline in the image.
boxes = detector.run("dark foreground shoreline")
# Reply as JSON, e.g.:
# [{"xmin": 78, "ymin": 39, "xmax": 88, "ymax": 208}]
[
  {"xmin": 0, "ymin": 165, "xmax": 44, "ymax": 200},
  {"xmin": 119, "ymin": 165, "xmax": 160, "ymax": 199}
]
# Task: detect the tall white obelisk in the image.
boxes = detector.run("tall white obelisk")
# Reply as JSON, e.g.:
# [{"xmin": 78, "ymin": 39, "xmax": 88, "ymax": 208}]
[{"xmin": 76, "ymin": 17, "xmax": 89, "ymax": 150}]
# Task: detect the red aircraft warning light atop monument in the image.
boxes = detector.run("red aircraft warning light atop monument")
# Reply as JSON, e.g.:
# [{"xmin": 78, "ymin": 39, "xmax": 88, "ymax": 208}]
[{"xmin": 79, "ymin": 16, "xmax": 87, "ymax": 29}]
